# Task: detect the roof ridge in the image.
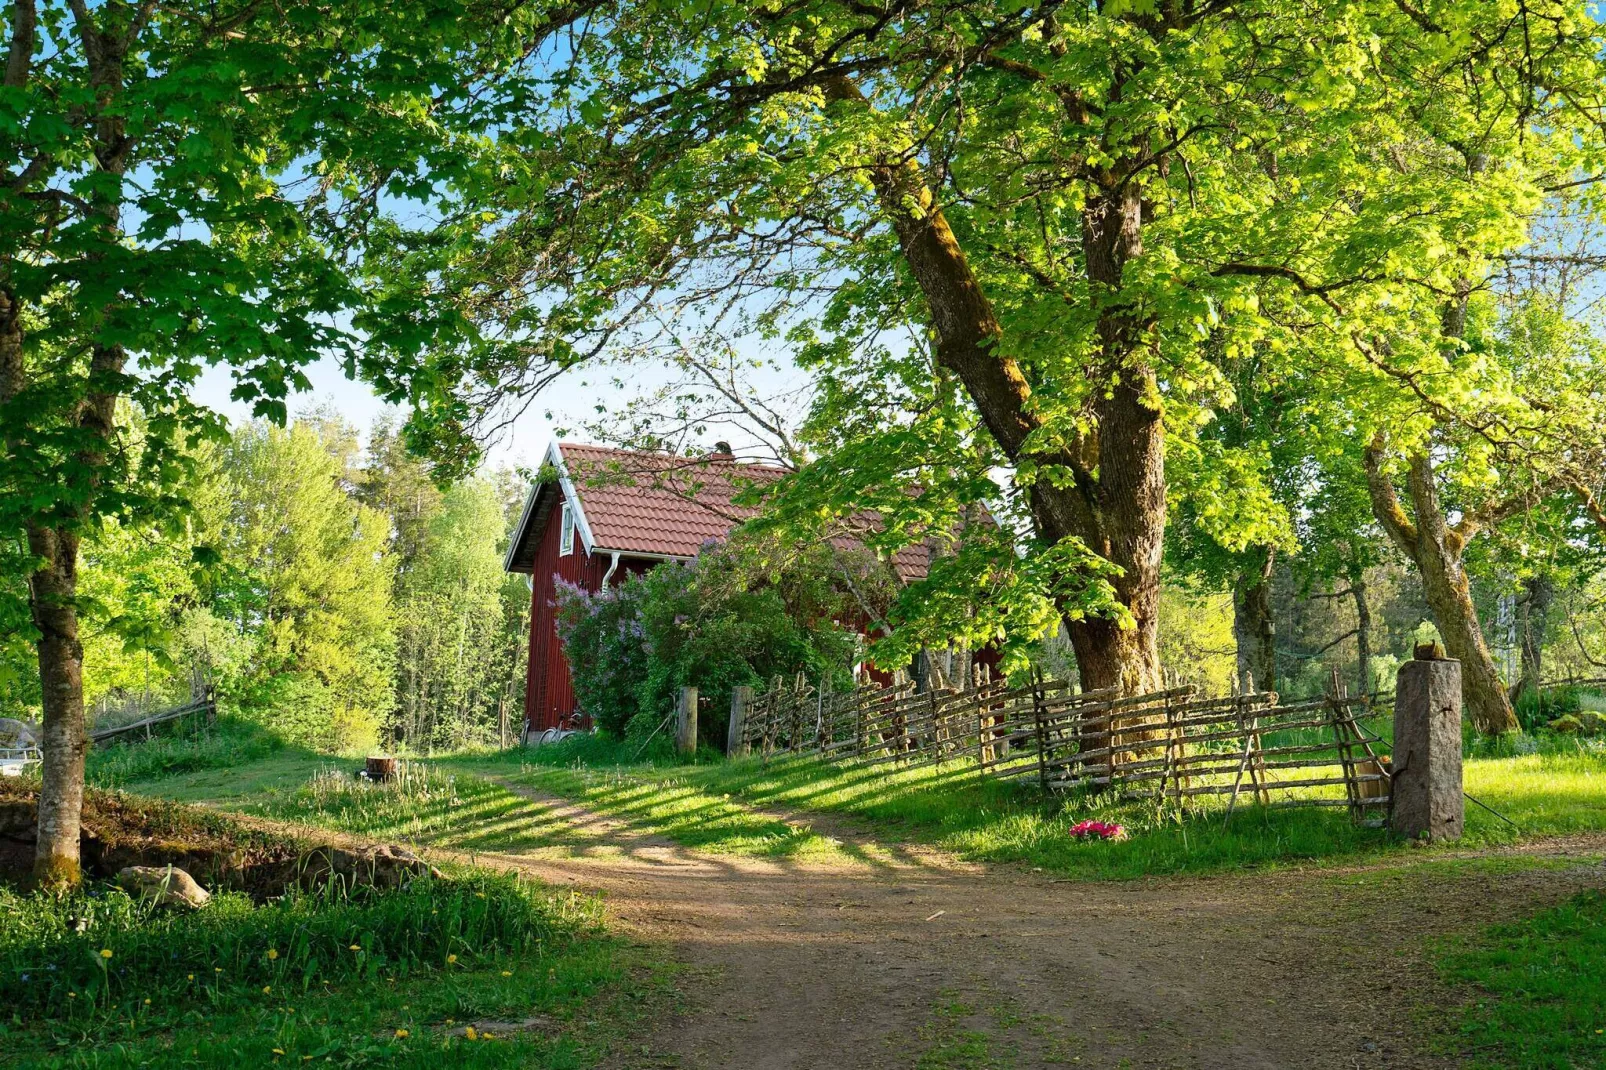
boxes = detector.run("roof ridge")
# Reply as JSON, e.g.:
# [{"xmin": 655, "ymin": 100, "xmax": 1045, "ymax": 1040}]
[{"xmin": 557, "ymin": 440, "xmax": 792, "ymax": 475}]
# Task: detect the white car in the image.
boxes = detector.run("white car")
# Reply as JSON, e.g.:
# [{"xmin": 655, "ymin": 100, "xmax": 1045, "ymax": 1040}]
[{"xmin": 0, "ymin": 746, "xmax": 41, "ymax": 777}]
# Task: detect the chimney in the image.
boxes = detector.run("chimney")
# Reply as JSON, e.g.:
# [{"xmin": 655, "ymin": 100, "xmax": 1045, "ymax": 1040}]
[{"xmin": 709, "ymin": 441, "xmax": 734, "ymax": 461}]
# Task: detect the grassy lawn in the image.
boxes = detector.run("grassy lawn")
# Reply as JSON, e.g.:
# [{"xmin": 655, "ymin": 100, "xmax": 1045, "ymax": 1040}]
[
  {"xmin": 1437, "ymin": 889, "xmax": 1606, "ymax": 1069},
  {"xmin": 418, "ymin": 728, "xmax": 1606, "ymax": 882},
  {"xmin": 110, "ymin": 715, "xmax": 1606, "ymax": 883},
  {"xmin": 85, "ymin": 715, "xmax": 1606, "ymax": 1069},
  {"xmin": 28, "ymin": 727, "xmax": 674, "ymax": 1068},
  {"xmin": 0, "ymin": 848, "xmax": 667, "ymax": 1070}
]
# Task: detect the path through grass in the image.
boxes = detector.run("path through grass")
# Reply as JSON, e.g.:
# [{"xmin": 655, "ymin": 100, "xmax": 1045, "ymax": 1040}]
[{"xmin": 442, "ymin": 733, "xmax": 1606, "ymax": 880}]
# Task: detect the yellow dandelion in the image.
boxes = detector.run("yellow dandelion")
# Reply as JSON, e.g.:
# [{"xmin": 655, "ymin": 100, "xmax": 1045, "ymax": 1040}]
[
  {"xmin": 446, "ymin": 954, "xmax": 457, "ymax": 964},
  {"xmin": 500, "ymin": 970, "xmax": 511, "ymax": 977},
  {"xmin": 99, "ymin": 949, "xmax": 113, "ymax": 960},
  {"xmin": 215, "ymin": 967, "xmax": 223, "ymax": 974},
  {"xmin": 272, "ymin": 1049, "xmax": 285, "ymax": 1056},
  {"xmin": 267, "ymin": 949, "xmax": 279, "ymax": 961},
  {"xmin": 262, "ymin": 985, "xmax": 272, "ymax": 995},
  {"xmin": 475, "ymin": 892, "xmax": 485, "ymax": 899},
  {"xmin": 394, "ymin": 1028, "xmax": 409, "ymax": 1038},
  {"xmin": 67, "ymin": 992, "xmax": 76, "ymax": 999},
  {"xmin": 464, "ymin": 1026, "xmax": 478, "ymax": 1040},
  {"xmin": 143, "ymin": 998, "xmax": 151, "ymax": 1006},
  {"xmin": 187, "ymin": 974, "xmax": 194, "ymax": 980},
  {"xmin": 349, "ymin": 944, "xmax": 362, "ymax": 952}
]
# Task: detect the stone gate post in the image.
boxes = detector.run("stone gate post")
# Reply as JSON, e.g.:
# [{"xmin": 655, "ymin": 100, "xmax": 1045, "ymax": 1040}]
[{"xmin": 1391, "ymin": 654, "xmax": 1464, "ymax": 841}]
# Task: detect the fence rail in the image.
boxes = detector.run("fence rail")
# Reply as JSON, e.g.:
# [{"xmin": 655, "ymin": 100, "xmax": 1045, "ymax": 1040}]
[
  {"xmin": 736, "ymin": 669, "xmax": 1392, "ymax": 823},
  {"xmin": 89, "ymin": 690, "xmax": 216, "ymax": 745}
]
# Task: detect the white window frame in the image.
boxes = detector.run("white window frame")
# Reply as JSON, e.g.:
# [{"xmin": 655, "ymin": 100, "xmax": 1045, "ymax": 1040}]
[{"xmin": 559, "ymin": 501, "xmax": 575, "ymax": 556}]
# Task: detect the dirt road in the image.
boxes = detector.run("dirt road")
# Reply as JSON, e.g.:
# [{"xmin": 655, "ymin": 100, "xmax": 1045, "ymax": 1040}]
[{"xmin": 475, "ymin": 782, "xmax": 1605, "ymax": 1070}]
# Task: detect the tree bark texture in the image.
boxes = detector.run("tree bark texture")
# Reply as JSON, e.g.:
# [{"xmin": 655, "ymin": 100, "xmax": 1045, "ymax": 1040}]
[
  {"xmin": 824, "ymin": 76, "xmax": 1163, "ymax": 698},
  {"xmin": 1364, "ymin": 446, "xmax": 1520, "ymax": 734},
  {"xmin": 1232, "ymin": 551, "xmax": 1276, "ymax": 695},
  {"xmin": 12, "ymin": 4, "xmax": 134, "ymax": 886},
  {"xmin": 1349, "ymin": 569, "xmax": 1372, "ymax": 697},
  {"xmin": 1512, "ymin": 572, "xmax": 1553, "ymax": 705}
]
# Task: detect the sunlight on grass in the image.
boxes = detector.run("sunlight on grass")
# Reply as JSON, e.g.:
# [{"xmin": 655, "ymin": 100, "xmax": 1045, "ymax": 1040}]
[
  {"xmin": 234, "ymin": 762, "xmax": 600, "ymax": 854},
  {"xmin": 459, "ymin": 731, "xmax": 1606, "ymax": 880},
  {"xmin": 506, "ymin": 765, "xmax": 851, "ymax": 861}
]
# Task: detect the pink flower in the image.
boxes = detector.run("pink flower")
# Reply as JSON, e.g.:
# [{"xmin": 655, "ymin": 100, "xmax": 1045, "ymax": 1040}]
[{"xmin": 1069, "ymin": 820, "xmax": 1127, "ymax": 842}]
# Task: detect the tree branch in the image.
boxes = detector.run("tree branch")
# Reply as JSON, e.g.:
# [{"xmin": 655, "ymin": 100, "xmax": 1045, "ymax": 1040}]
[
  {"xmin": 1362, "ymin": 434, "xmax": 1419, "ymax": 559},
  {"xmin": 4, "ymin": 0, "xmax": 35, "ymax": 88}
]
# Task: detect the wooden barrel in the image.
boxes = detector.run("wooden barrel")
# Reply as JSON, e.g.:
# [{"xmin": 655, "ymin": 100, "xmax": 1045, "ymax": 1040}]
[{"xmin": 365, "ymin": 755, "xmax": 399, "ymax": 782}]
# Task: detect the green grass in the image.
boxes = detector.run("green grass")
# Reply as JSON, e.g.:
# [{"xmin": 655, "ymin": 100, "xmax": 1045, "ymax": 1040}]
[
  {"xmin": 442, "ymin": 730, "xmax": 1606, "ymax": 880},
  {"xmin": 111, "ymin": 717, "xmax": 1606, "ymax": 881},
  {"xmin": 240, "ymin": 761, "xmax": 598, "ymax": 854},
  {"xmin": 501, "ymin": 764, "xmax": 847, "ymax": 859},
  {"xmin": 88, "ymin": 716, "xmax": 301, "ymax": 790},
  {"xmin": 1438, "ymin": 889, "xmax": 1606, "ymax": 1068},
  {"xmin": 0, "ymin": 869, "xmax": 665, "ymax": 1069}
]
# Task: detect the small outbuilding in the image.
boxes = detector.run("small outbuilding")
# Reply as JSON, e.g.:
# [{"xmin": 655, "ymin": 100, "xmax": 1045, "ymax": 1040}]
[{"xmin": 504, "ymin": 442, "xmax": 941, "ymax": 735}]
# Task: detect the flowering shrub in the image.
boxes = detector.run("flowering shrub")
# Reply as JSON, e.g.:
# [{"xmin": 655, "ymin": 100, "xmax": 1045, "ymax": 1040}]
[
  {"xmin": 553, "ymin": 578, "xmax": 652, "ymax": 737},
  {"xmin": 1068, "ymin": 819, "xmax": 1128, "ymax": 842},
  {"xmin": 554, "ymin": 537, "xmax": 868, "ymax": 745}
]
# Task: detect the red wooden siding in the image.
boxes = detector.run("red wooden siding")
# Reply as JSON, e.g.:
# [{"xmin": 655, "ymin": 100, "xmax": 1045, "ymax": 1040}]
[
  {"xmin": 523, "ymin": 498, "xmax": 666, "ymax": 732},
  {"xmin": 523, "ymin": 497, "xmax": 611, "ymax": 732}
]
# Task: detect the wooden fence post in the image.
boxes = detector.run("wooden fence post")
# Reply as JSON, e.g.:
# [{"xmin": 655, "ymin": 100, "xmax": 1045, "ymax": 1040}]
[
  {"xmin": 728, "ymin": 685, "xmax": 752, "ymax": 758},
  {"xmin": 676, "ymin": 686, "xmax": 699, "ymax": 755}
]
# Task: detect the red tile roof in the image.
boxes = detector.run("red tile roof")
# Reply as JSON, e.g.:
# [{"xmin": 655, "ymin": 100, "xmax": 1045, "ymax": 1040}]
[
  {"xmin": 561, "ymin": 443, "xmax": 785, "ymax": 558},
  {"xmin": 505, "ymin": 442, "xmax": 935, "ymax": 582}
]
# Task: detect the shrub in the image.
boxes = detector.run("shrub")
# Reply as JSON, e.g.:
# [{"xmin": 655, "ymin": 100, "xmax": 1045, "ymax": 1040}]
[
  {"xmin": 87, "ymin": 715, "xmax": 287, "ymax": 787},
  {"xmin": 553, "ymin": 578, "xmax": 651, "ymax": 737},
  {"xmin": 0, "ymin": 871, "xmax": 591, "ymax": 1019},
  {"xmin": 554, "ymin": 537, "xmax": 866, "ymax": 747}
]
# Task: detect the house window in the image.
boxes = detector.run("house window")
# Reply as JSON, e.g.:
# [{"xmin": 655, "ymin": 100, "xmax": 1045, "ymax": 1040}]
[{"xmin": 559, "ymin": 502, "xmax": 575, "ymax": 556}]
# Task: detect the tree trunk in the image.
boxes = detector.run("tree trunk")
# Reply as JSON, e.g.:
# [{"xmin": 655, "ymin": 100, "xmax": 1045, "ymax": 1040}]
[
  {"xmin": 1511, "ymin": 572, "xmax": 1553, "ymax": 705},
  {"xmin": 824, "ymin": 74, "xmax": 1164, "ymax": 698},
  {"xmin": 1350, "ymin": 569, "xmax": 1372, "ymax": 697},
  {"xmin": 27, "ymin": 527, "xmax": 90, "ymax": 888},
  {"xmin": 16, "ymin": 6, "xmax": 134, "ymax": 886},
  {"xmin": 1364, "ymin": 447, "xmax": 1519, "ymax": 734},
  {"xmin": 1232, "ymin": 550, "xmax": 1276, "ymax": 694},
  {"xmin": 1, "ymin": 290, "xmax": 92, "ymax": 888}
]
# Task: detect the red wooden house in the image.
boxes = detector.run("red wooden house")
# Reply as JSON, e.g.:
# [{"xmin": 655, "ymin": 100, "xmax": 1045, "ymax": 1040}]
[{"xmin": 503, "ymin": 441, "xmax": 937, "ymax": 734}]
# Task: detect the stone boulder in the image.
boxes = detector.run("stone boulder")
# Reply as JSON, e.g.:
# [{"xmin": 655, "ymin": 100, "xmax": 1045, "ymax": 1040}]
[
  {"xmin": 116, "ymin": 865, "xmax": 212, "ymax": 909},
  {"xmin": 0, "ymin": 718, "xmax": 38, "ymax": 749},
  {"xmin": 296, "ymin": 844, "xmax": 445, "ymax": 892}
]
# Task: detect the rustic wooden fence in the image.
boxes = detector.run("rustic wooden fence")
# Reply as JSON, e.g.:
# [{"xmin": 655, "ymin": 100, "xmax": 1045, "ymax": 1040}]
[
  {"xmin": 732, "ymin": 669, "xmax": 1393, "ymax": 823},
  {"xmin": 89, "ymin": 688, "xmax": 216, "ymax": 745}
]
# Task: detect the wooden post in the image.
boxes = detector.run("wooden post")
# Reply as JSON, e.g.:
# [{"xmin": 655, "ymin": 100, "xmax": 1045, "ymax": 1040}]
[
  {"xmin": 728, "ymin": 685, "xmax": 752, "ymax": 758},
  {"xmin": 366, "ymin": 755, "xmax": 399, "ymax": 783},
  {"xmin": 675, "ymin": 686, "xmax": 698, "ymax": 756},
  {"xmin": 1033, "ymin": 677, "xmax": 1049, "ymax": 793}
]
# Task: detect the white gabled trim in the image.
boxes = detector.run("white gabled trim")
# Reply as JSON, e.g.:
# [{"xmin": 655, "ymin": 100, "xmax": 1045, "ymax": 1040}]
[
  {"xmin": 501, "ymin": 440, "xmax": 598, "ymax": 572},
  {"xmin": 547, "ymin": 441, "xmax": 597, "ymax": 556}
]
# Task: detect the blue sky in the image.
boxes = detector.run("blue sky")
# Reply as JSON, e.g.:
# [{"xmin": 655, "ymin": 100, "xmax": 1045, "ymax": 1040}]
[{"xmin": 187, "ymin": 353, "xmax": 558, "ymax": 470}]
